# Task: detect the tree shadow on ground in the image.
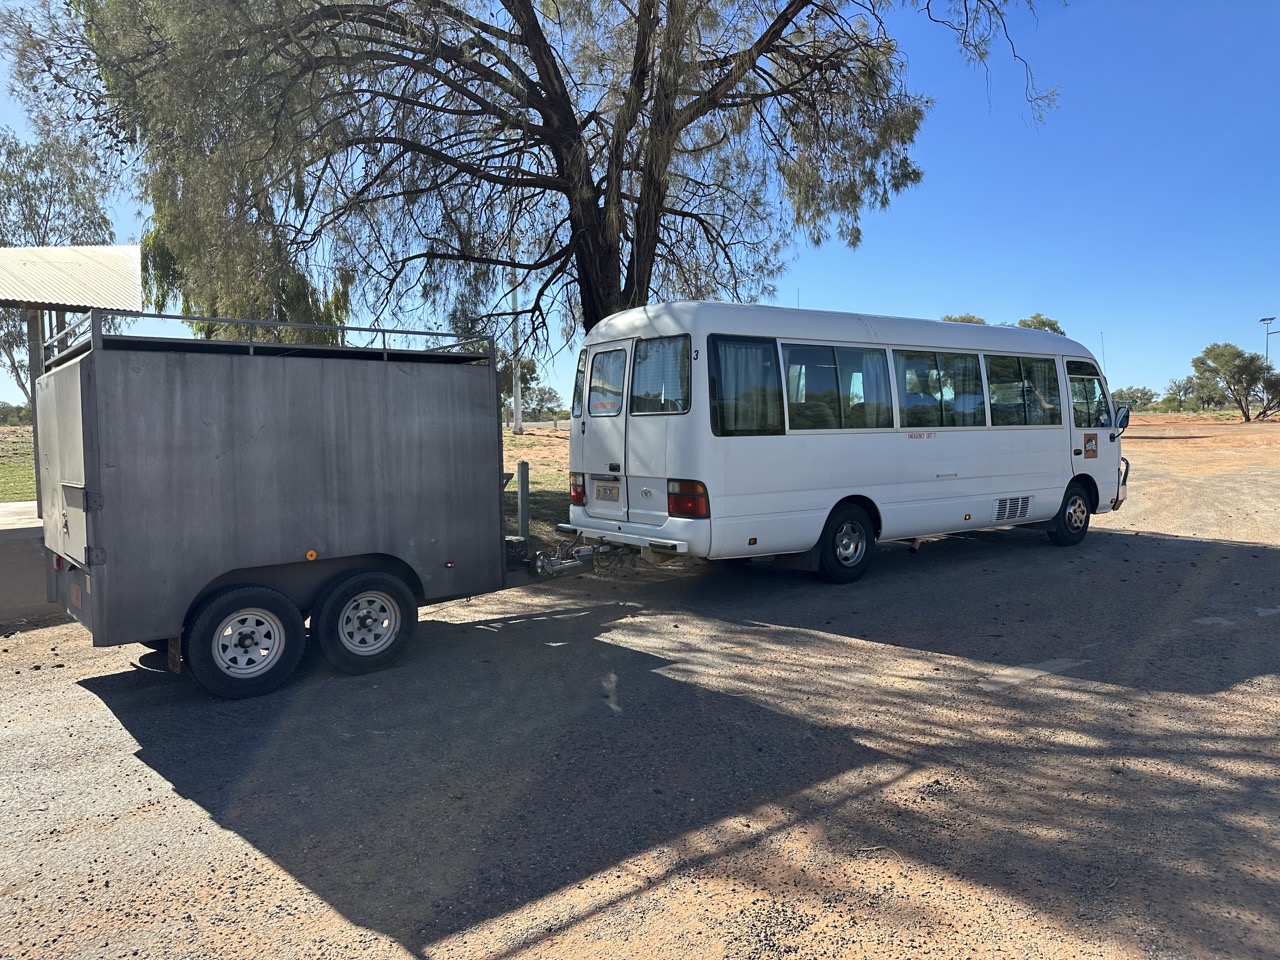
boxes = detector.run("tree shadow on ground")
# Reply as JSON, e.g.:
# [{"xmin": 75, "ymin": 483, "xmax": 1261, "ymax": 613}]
[{"xmin": 81, "ymin": 601, "xmax": 895, "ymax": 953}]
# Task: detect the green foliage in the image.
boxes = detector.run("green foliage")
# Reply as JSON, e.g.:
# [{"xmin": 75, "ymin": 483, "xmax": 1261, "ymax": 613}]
[
  {"xmin": 4, "ymin": 0, "xmax": 1050, "ymax": 345},
  {"xmin": 1017, "ymin": 312, "xmax": 1066, "ymax": 336},
  {"xmin": 1111, "ymin": 386, "xmax": 1157, "ymax": 410},
  {"xmin": 941, "ymin": 313, "xmax": 987, "ymax": 324},
  {"xmin": 0, "ymin": 126, "xmax": 115, "ymax": 402},
  {"xmin": 0, "ymin": 401, "xmax": 32, "ymax": 426},
  {"xmin": 523, "ymin": 386, "xmax": 563, "ymax": 421},
  {"xmin": 1163, "ymin": 375, "xmax": 1195, "ymax": 412},
  {"xmin": 497, "ymin": 353, "xmax": 540, "ymax": 407},
  {"xmin": 1192, "ymin": 342, "xmax": 1275, "ymax": 422}
]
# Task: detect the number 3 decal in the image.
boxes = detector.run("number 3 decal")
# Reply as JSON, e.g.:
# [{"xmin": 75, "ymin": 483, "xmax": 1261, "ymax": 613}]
[{"xmin": 692, "ymin": 349, "xmax": 699, "ymax": 360}]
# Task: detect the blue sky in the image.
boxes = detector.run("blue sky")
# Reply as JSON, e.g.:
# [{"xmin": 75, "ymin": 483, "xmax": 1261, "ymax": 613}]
[{"xmin": 3, "ymin": 1, "xmax": 1278, "ymax": 406}]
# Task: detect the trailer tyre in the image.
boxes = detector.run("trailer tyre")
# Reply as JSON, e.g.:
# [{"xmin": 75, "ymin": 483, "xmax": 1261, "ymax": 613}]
[
  {"xmin": 312, "ymin": 571, "xmax": 417, "ymax": 674},
  {"xmin": 183, "ymin": 587, "xmax": 306, "ymax": 699},
  {"xmin": 816, "ymin": 503, "xmax": 876, "ymax": 584},
  {"xmin": 1048, "ymin": 482, "xmax": 1091, "ymax": 547}
]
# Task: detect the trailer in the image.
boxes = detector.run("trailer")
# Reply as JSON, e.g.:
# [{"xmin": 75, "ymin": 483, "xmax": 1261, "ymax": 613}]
[{"xmin": 35, "ymin": 310, "xmax": 586, "ymax": 698}]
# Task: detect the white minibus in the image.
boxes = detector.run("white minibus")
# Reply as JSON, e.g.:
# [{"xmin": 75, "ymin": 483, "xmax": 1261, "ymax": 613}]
[{"xmin": 560, "ymin": 302, "xmax": 1130, "ymax": 582}]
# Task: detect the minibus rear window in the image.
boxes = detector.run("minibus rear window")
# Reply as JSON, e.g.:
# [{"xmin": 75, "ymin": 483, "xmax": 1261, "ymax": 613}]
[
  {"xmin": 630, "ymin": 335, "xmax": 691, "ymax": 414},
  {"xmin": 589, "ymin": 349, "xmax": 626, "ymax": 417}
]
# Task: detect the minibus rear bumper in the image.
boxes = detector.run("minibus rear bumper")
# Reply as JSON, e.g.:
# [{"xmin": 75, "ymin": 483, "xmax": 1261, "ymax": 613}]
[{"xmin": 559, "ymin": 508, "xmax": 712, "ymax": 557}]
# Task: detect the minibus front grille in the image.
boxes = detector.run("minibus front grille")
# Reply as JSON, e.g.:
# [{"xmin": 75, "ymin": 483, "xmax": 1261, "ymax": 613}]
[{"xmin": 992, "ymin": 496, "xmax": 1034, "ymax": 523}]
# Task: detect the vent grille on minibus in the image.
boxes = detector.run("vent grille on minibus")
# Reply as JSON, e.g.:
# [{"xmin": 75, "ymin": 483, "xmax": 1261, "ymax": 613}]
[{"xmin": 992, "ymin": 496, "xmax": 1034, "ymax": 523}]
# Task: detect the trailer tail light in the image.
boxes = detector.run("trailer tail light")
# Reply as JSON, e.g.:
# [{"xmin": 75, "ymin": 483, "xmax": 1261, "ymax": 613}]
[
  {"xmin": 569, "ymin": 472, "xmax": 586, "ymax": 506},
  {"xmin": 667, "ymin": 479, "xmax": 710, "ymax": 519}
]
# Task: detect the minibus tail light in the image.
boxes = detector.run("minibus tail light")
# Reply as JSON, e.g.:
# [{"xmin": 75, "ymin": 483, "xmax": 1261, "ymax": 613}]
[
  {"xmin": 569, "ymin": 472, "xmax": 586, "ymax": 506},
  {"xmin": 667, "ymin": 479, "xmax": 710, "ymax": 519}
]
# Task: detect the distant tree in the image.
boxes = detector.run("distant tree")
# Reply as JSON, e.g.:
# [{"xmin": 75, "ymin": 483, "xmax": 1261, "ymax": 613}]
[
  {"xmin": 1017, "ymin": 312, "xmax": 1066, "ymax": 336},
  {"xmin": 941, "ymin": 314, "xmax": 987, "ymax": 325},
  {"xmin": 498, "ymin": 353, "xmax": 540, "ymax": 410},
  {"xmin": 0, "ymin": 400, "xmax": 32, "ymax": 425},
  {"xmin": 1191, "ymin": 372, "xmax": 1227, "ymax": 412},
  {"xmin": 1111, "ymin": 386, "xmax": 1157, "ymax": 410},
  {"xmin": 1164, "ymin": 375, "xmax": 1195, "ymax": 412},
  {"xmin": 1191, "ymin": 343, "xmax": 1273, "ymax": 422},
  {"xmin": 1258, "ymin": 369, "xmax": 1280, "ymax": 421},
  {"xmin": 0, "ymin": 127, "xmax": 115, "ymax": 404},
  {"xmin": 524, "ymin": 386, "xmax": 563, "ymax": 421}
]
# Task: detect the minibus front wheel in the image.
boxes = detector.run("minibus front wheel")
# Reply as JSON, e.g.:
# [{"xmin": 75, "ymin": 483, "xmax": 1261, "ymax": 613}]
[
  {"xmin": 817, "ymin": 503, "xmax": 876, "ymax": 584},
  {"xmin": 1048, "ymin": 482, "xmax": 1091, "ymax": 547}
]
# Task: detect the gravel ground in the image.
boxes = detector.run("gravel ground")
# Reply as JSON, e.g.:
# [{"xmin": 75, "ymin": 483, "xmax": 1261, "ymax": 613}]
[{"xmin": 2, "ymin": 418, "xmax": 1279, "ymax": 960}]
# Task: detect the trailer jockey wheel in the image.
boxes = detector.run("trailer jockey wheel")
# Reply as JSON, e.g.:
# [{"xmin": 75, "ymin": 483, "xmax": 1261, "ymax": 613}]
[
  {"xmin": 312, "ymin": 570, "xmax": 418, "ymax": 674},
  {"xmin": 183, "ymin": 586, "xmax": 307, "ymax": 699}
]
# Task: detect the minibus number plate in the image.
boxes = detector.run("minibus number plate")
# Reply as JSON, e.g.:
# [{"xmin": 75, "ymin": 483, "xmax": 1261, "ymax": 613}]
[{"xmin": 595, "ymin": 483, "xmax": 620, "ymax": 503}]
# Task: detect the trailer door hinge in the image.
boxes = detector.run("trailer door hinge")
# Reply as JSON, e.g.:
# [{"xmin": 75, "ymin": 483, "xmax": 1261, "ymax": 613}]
[
  {"xmin": 87, "ymin": 547, "xmax": 106, "ymax": 565},
  {"xmin": 85, "ymin": 493, "xmax": 104, "ymax": 511}
]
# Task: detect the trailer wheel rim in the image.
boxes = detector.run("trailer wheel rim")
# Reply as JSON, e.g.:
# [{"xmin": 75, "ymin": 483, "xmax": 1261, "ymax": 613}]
[
  {"xmin": 211, "ymin": 607, "xmax": 287, "ymax": 678},
  {"xmin": 336, "ymin": 591, "xmax": 401, "ymax": 656},
  {"xmin": 833, "ymin": 520, "xmax": 866, "ymax": 567}
]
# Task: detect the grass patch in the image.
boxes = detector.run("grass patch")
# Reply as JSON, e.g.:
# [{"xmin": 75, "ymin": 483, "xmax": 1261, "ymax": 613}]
[
  {"xmin": 0, "ymin": 426, "xmax": 36, "ymax": 502},
  {"xmin": 501, "ymin": 427, "xmax": 571, "ymax": 550}
]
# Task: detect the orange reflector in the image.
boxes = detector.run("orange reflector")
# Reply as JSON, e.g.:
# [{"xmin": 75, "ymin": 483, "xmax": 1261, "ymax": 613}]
[{"xmin": 305, "ymin": 549, "xmax": 317, "ymax": 561}]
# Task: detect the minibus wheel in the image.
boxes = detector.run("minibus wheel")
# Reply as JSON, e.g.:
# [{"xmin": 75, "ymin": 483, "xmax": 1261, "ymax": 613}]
[
  {"xmin": 817, "ymin": 504, "xmax": 876, "ymax": 583},
  {"xmin": 1048, "ymin": 483, "xmax": 1091, "ymax": 546}
]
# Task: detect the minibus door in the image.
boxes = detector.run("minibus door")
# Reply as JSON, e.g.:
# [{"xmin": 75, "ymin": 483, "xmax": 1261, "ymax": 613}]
[
  {"xmin": 580, "ymin": 343, "xmax": 630, "ymax": 522},
  {"xmin": 1066, "ymin": 359, "xmax": 1120, "ymax": 502}
]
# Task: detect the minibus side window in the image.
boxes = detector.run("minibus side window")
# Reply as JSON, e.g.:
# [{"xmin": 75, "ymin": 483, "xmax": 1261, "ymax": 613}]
[
  {"xmin": 571, "ymin": 349, "xmax": 587, "ymax": 418},
  {"xmin": 941, "ymin": 353, "xmax": 987, "ymax": 427},
  {"xmin": 987, "ymin": 356, "xmax": 1062, "ymax": 426},
  {"xmin": 708, "ymin": 335, "xmax": 783, "ymax": 437},
  {"xmin": 1066, "ymin": 359, "xmax": 1112, "ymax": 428},
  {"xmin": 1022, "ymin": 357, "xmax": 1062, "ymax": 426},
  {"xmin": 783, "ymin": 344, "xmax": 840, "ymax": 429},
  {"xmin": 835, "ymin": 347, "xmax": 893, "ymax": 429},
  {"xmin": 895, "ymin": 351, "xmax": 943, "ymax": 428},
  {"xmin": 630, "ymin": 335, "xmax": 691, "ymax": 414},
  {"xmin": 588, "ymin": 349, "xmax": 626, "ymax": 417}
]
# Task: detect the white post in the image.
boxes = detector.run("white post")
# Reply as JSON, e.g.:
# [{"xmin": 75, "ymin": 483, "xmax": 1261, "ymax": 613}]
[{"xmin": 510, "ymin": 249, "xmax": 523, "ymax": 435}]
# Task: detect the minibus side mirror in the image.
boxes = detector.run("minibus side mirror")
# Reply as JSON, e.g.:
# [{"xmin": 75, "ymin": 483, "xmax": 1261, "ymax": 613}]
[{"xmin": 1112, "ymin": 406, "xmax": 1130, "ymax": 439}]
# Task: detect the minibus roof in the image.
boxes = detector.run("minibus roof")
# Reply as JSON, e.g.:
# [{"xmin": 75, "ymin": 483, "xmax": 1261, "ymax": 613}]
[{"xmin": 585, "ymin": 301, "xmax": 1098, "ymax": 363}]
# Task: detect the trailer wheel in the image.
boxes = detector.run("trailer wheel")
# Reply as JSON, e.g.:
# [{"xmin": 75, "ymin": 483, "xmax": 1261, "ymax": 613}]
[
  {"xmin": 183, "ymin": 587, "xmax": 306, "ymax": 699},
  {"xmin": 1047, "ymin": 482, "xmax": 1091, "ymax": 546},
  {"xmin": 816, "ymin": 503, "xmax": 876, "ymax": 584},
  {"xmin": 312, "ymin": 571, "xmax": 417, "ymax": 674}
]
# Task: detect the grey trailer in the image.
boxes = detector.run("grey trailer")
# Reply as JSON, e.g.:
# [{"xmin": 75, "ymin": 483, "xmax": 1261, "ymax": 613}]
[{"xmin": 35, "ymin": 310, "xmax": 584, "ymax": 698}]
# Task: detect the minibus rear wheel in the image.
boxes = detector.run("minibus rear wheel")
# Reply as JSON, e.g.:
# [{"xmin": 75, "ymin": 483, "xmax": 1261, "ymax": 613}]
[{"xmin": 817, "ymin": 503, "xmax": 876, "ymax": 584}]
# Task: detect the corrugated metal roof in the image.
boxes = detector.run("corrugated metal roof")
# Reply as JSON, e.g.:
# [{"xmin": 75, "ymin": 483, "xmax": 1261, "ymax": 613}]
[{"xmin": 0, "ymin": 245, "xmax": 142, "ymax": 312}]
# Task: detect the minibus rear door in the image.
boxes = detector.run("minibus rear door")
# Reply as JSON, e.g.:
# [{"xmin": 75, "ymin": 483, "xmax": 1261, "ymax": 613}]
[{"xmin": 581, "ymin": 343, "xmax": 630, "ymax": 522}]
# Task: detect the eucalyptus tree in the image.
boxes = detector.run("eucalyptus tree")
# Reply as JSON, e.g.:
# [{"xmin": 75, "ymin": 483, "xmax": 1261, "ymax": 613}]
[
  {"xmin": 1017, "ymin": 312, "xmax": 1065, "ymax": 335},
  {"xmin": 3, "ymin": 0, "xmax": 1051, "ymax": 345},
  {"xmin": 1191, "ymin": 342, "xmax": 1274, "ymax": 422}
]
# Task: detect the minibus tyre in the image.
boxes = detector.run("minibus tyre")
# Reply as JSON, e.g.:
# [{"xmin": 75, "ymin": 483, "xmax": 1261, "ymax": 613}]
[
  {"xmin": 816, "ymin": 504, "xmax": 875, "ymax": 584},
  {"xmin": 183, "ymin": 586, "xmax": 306, "ymax": 699},
  {"xmin": 1048, "ymin": 483, "xmax": 1091, "ymax": 547},
  {"xmin": 312, "ymin": 570, "xmax": 417, "ymax": 674}
]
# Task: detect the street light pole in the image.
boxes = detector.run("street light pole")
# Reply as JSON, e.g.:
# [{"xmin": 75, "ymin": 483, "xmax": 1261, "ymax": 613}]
[{"xmin": 1263, "ymin": 317, "xmax": 1278, "ymax": 365}]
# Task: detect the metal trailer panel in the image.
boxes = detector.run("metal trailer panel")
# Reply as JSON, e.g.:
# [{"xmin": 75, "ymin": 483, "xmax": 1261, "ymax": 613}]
[{"xmin": 40, "ymin": 342, "xmax": 503, "ymax": 645}]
